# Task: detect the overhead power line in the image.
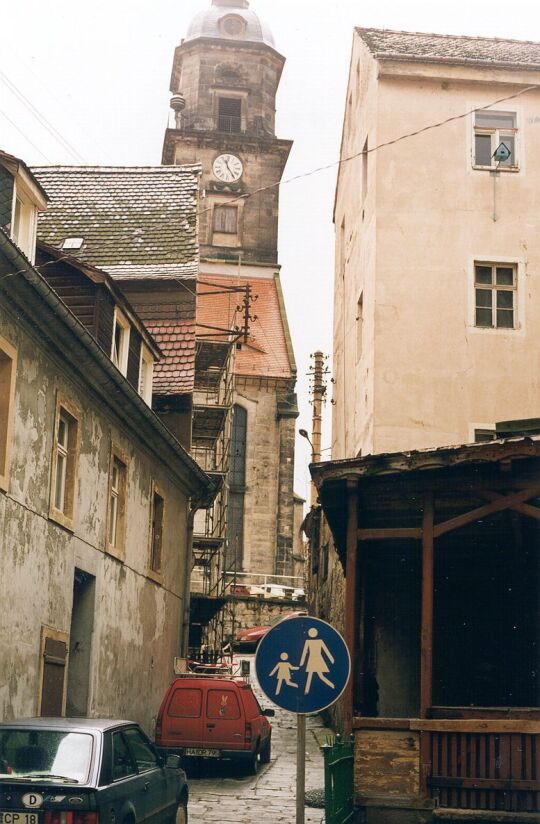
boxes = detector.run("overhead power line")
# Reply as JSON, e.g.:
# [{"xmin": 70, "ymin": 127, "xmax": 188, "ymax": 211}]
[
  {"xmin": 0, "ymin": 109, "xmax": 52, "ymax": 163},
  {"xmin": 196, "ymin": 83, "xmax": 538, "ymax": 218},
  {"xmin": 0, "ymin": 69, "xmax": 87, "ymax": 163}
]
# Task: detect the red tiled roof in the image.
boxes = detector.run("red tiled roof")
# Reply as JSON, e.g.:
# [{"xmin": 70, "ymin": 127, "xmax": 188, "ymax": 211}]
[
  {"xmin": 145, "ymin": 318, "xmax": 196, "ymax": 395},
  {"xmin": 196, "ymin": 274, "xmax": 294, "ymax": 380}
]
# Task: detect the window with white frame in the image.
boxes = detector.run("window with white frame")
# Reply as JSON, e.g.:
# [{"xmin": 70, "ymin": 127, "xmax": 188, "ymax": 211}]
[
  {"xmin": 108, "ymin": 451, "xmax": 127, "ymax": 558},
  {"xmin": 50, "ymin": 397, "xmax": 80, "ymax": 528},
  {"xmin": 474, "ymin": 263, "xmax": 517, "ymax": 329},
  {"xmin": 12, "ymin": 193, "xmax": 37, "ymax": 262},
  {"xmin": 111, "ymin": 309, "xmax": 130, "ymax": 375},
  {"xmin": 473, "ymin": 111, "xmax": 518, "ymax": 169},
  {"xmin": 138, "ymin": 345, "xmax": 154, "ymax": 405}
]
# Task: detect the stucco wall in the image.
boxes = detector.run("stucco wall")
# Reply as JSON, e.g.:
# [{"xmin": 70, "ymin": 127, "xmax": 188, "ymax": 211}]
[
  {"xmin": 333, "ymin": 37, "xmax": 540, "ymax": 459},
  {"xmin": 0, "ymin": 304, "xmax": 190, "ymax": 734}
]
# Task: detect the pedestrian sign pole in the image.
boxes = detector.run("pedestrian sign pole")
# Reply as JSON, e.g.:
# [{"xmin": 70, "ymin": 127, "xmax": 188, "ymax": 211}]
[
  {"xmin": 297, "ymin": 713, "xmax": 306, "ymax": 824},
  {"xmin": 255, "ymin": 616, "xmax": 351, "ymax": 824}
]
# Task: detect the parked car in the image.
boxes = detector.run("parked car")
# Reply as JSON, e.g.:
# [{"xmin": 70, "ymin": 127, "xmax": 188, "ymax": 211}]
[
  {"xmin": 155, "ymin": 676, "xmax": 274, "ymax": 775},
  {"xmin": 235, "ymin": 610, "xmax": 307, "ymax": 651},
  {"xmin": 0, "ymin": 718, "xmax": 188, "ymax": 824}
]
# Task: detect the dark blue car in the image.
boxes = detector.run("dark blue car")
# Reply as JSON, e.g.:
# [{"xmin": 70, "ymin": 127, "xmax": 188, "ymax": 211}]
[{"xmin": 0, "ymin": 719, "xmax": 188, "ymax": 824}]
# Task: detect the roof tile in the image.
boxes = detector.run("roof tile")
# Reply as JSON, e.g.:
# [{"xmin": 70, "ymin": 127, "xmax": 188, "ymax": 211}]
[{"xmin": 357, "ymin": 28, "xmax": 540, "ymax": 70}]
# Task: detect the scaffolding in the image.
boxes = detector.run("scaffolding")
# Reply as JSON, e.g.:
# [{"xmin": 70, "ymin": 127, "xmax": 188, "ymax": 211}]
[{"xmin": 188, "ymin": 279, "xmax": 260, "ymax": 659}]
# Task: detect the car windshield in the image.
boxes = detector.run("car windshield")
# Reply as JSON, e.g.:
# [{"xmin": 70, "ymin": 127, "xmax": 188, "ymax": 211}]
[{"xmin": 0, "ymin": 730, "xmax": 93, "ymax": 784}]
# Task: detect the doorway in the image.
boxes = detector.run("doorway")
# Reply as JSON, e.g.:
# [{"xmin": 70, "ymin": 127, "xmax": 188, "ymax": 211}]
[{"xmin": 66, "ymin": 568, "xmax": 95, "ymax": 716}]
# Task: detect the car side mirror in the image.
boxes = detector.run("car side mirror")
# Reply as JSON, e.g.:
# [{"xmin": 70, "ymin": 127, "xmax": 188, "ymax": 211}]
[
  {"xmin": 263, "ymin": 708, "xmax": 275, "ymax": 717},
  {"xmin": 166, "ymin": 754, "xmax": 182, "ymax": 769}
]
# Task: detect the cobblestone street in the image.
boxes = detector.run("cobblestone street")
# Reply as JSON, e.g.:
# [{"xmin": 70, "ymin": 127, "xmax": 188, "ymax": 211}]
[{"xmin": 187, "ymin": 656, "xmax": 330, "ymax": 823}]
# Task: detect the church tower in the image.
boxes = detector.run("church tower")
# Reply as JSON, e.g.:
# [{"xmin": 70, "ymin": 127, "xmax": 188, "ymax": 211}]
[{"xmin": 162, "ymin": 0, "xmax": 292, "ymax": 267}]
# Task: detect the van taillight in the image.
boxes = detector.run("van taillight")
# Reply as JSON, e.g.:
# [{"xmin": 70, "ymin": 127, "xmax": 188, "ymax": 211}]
[
  {"xmin": 155, "ymin": 715, "xmax": 162, "ymax": 742},
  {"xmin": 245, "ymin": 721, "xmax": 252, "ymax": 743},
  {"xmin": 44, "ymin": 813, "xmax": 98, "ymax": 824}
]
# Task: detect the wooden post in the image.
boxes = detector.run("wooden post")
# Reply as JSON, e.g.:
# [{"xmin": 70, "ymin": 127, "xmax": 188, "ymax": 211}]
[
  {"xmin": 420, "ymin": 491, "xmax": 434, "ymax": 798},
  {"xmin": 343, "ymin": 479, "xmax": 358, "ymax": 737}
]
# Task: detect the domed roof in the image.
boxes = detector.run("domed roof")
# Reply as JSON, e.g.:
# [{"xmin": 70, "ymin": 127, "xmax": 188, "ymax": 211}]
[{"xmin": 185, "ymin": 0, "xmax": 276, "ymax": 49}]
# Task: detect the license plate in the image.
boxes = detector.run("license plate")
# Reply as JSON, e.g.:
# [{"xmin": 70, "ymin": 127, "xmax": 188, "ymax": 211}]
[
  {"xmin": 184, "ymin": 748, "xmax": 219, "ymax": 757},
  {"xmin": 0, "ymin": 813, "xmax": 41, "ymax": 824}
]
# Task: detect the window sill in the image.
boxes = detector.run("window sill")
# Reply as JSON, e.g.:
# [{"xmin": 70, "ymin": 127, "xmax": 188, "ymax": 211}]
[
  {"xmin": 472, "ymin": 164, "xmax": 520, "ymax": 173},
  {"xmin": 106, "ymin": 544, "xmax": 125, "ymax": 563},
  {"xmin": 147, "ymin": 568, "xmax": 163, "ymax": 585},
  {"xmin": 48, "ymin": 507, "xmax": 75, "ymax": 533}
]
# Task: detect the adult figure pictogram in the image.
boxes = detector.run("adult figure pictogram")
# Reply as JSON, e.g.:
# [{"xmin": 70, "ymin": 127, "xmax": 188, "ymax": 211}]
[{"xmin": 299, "ymin": 628, "xmax": 335, "ymax": 694}]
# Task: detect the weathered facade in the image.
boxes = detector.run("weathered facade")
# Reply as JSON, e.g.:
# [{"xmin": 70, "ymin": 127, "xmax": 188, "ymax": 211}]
[
  {"xmin": 0, "ymin": 154, "xmax": 213, "ymax": 731},
  {"xmin": 312, "ymin": 440, "xmax": 540, "ymax": 824},
  {"xmin": 333, "ymin": 29, "xmax": 540, "ymax": 460}
]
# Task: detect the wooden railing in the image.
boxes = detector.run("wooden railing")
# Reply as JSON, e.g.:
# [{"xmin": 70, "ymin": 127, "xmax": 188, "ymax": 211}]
[{"xmin": 428, "ymin": 729, "xmax": 539, "ymax": 812}]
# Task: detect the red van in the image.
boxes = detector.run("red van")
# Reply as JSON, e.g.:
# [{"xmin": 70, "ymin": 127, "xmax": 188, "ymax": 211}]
[{"xmin": 155, "ymin": 676, "xmax": 274, "ymax": 774}]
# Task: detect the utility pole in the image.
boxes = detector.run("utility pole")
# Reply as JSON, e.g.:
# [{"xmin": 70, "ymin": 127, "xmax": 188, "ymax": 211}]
[{"xmin": 308, "ymin": 351, "xmax": 327, "ymax": 506}]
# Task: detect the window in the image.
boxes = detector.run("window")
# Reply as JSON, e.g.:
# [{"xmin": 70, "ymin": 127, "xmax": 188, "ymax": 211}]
[
  {"xmin": 12, "ymin": 193, "xmax": 37, "ymax": 263},
  {"xmin": 149, "ymin": 486, "xmax": 164, "ymax": 577},
  {"xmin": 138, "ymin": 345, "xmax": 154, "ymax": 405},
  {"xmin": 123, "ymin": 728, "xmax": 158, "ymax": 772},
  {"xmin": 0, "ymin": 336, "xmax": 17, "ymax": 492},
  {"xmin": 220, "ymin": 14, "xmax": 246, "ymax": 38},
  {"xmin": 213, "ymin": 205, "xmax": 238, "ymax": 234},
  {"xmin": 61, "ymin": 237, "xmax": 84, "ymax": 251},
  {"xmin": 111, "ymin": 309, "xmax": 130, "ymax": 376},
  {"xmin": 169, "ymin": 688, "xmax": 203, "ymax": 718},
  {"xmin": 473, "ymin": 110, "xmax": 517, "ymax": 169},
  {"xmin": 50, "ymin": 397, "xmax": 80, "ymax": 529},
  {"xmin": 474, "ymin": 428, "xmax": 497, "ymax": 443},
  {"xmin": 474, "ymin": 263, "xmax": 517, "ymax": 329},
  {"xmin": 112, "ymin": 732, "xmax": 136, "ymax": 781},
  {"xmin": 107, "ymin": 450, "xmax": 127, "ymax": 558},
  {"xmin": 218, "ymin": 97, "xmax": 242, "ymax": 133},
  {"xmin": 226, "ymin": 406, "xmax": 247, "ymax": 572},
  {"xmin": 207, "ymin": 689, "xmax": 241, "ymax": 720}
]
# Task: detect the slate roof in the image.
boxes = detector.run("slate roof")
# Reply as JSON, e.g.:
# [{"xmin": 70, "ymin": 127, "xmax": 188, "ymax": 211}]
[
  {"xmin": 197, "ymin": 274, "xmax": 294, "ymax": 380},
  {"xmin": 145, "ymin": 318, "xmax": 196, "ymax": 395},
  {"xmin": 356, "ymin": 28, "xmax": 540, "ymax": 70},
  {"xmin": 31, "ymin": 165, "xmax": 201, "ymax": 280}
]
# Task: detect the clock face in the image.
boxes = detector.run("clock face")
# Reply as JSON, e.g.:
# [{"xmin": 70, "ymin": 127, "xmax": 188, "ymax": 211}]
[{"xmin": 213, "ymin": 154, "xmax": 243, "ymax": 183}]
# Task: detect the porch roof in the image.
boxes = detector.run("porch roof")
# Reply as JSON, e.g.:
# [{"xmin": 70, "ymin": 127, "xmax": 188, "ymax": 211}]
[{"xmin": 310, "ymin": 436, "xmax": 540, "ymax": 561}]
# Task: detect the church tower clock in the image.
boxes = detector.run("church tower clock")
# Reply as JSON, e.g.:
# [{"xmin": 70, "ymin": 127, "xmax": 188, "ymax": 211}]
[{"xmin": 162, "ymin": 0, "xmax": 292, "ymax": 267}]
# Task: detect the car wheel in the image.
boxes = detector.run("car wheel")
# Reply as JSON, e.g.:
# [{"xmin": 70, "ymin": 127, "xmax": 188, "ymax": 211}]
[
  {"xmin": 244, "ymin": 749, "xmax": 258, "ymax": 776},
  {"xmin": 175, "ymin": 801, "xmax": 188, "ymax": 824},
  {"xmin": 259, "ymin": 738, "xmax": 271, "ymax": 765}
]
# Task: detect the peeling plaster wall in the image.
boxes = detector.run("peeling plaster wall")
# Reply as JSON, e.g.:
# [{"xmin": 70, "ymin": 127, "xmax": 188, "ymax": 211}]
[{"xmin": 0, "ymin": 303, "xmax": 190, "ymax": 734}]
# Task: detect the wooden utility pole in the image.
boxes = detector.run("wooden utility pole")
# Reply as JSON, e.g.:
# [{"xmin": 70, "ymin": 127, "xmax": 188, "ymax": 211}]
[{"xmin": 309, "ymin": 351, "xmax": 327, "ymax": 506}]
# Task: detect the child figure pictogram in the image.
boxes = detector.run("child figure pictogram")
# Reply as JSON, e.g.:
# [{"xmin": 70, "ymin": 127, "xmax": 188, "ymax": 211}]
[{"xmin": 269, "ymin": 652, "xmax": 299, "ymax": 695}]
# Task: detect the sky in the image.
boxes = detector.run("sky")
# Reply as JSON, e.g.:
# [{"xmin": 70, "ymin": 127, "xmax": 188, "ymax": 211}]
[{"xmin": 2, "ymin": 0, "xmax": 540, "ymax": 499}]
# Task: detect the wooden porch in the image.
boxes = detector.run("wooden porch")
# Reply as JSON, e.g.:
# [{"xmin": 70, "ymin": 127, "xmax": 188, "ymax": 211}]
[{"xmin": 312, "ymin": 439, "xmax": 540, "ymax": 821}]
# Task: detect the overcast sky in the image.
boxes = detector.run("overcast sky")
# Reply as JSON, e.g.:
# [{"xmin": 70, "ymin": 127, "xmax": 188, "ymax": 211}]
[{"xmin": 2, "ymin": 0, "xmax": 540, "ymax": 498}]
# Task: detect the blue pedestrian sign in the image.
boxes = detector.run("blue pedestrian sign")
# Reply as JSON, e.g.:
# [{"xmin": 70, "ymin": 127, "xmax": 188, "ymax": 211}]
[{"xmin": 255, "ymin": 616, "xmax": 351, "ymax": 714}]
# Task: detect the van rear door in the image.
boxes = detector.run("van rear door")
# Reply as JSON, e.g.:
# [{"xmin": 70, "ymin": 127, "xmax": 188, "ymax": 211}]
[
  {"xmin": 204, "ymin": 687, "xmax": 244, "ymax": 751},
  {"xmin": 164, "ymin": 683, "xmax": 204, "ymax": 749}
]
